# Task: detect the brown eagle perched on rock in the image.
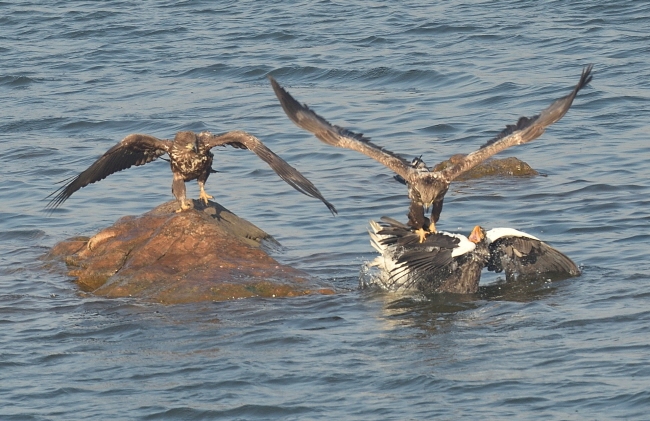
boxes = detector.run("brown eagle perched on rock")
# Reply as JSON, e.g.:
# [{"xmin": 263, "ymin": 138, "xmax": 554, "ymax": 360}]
[
  {"xmin": 46, "ymin": 130, "xmax": 337, "ymax": 214},
  {"xmin": 269, "ymin": 65, "xmax": 592, "ymax": 242}
]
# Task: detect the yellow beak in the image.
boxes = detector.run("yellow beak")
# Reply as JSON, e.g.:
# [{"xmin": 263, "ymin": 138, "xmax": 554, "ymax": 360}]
[{"xmin": 468, "ymin": 225, "xmax": 485, "ymax": 244}]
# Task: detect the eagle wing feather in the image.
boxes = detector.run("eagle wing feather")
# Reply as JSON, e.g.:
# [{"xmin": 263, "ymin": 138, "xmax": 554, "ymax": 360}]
[
  {"xmin": 269, "ymin": 76, "xmax": 415, "ymax": 181},
  {"xmin": 440, "ymin": 64, "xmax": 593, "ymax": 182},
  {"xmin": 200, "ymin": 131, "xmax": 337, "ymax": 215},
  {"xmin": 46, "ymin": 134, "xmax": 172, "ymax": 210}
]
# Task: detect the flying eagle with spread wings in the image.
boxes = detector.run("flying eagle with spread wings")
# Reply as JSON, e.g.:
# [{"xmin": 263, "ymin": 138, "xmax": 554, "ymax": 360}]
[
  {"xmin": 46, "ymin": 130, "xmax": 337, "ymax": 214},
  {"xmin": 269, "ymin": 65, "xmax": 592, "ymax": 241}
]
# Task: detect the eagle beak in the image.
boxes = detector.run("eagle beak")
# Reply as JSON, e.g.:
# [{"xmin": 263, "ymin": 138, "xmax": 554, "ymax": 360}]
[{"xmin": 468, "ymin": 225, "xmax": 485, "ymax": 244}]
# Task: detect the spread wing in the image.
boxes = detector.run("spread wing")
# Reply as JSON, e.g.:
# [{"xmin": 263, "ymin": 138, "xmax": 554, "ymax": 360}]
[
  {"xmin": 440, "ymin": 64, "xmax": 593, "ymax": 181},
  {"xmin": 390, "ymin": 234, "xmax": 458, "ymax": 282},
  {"xmin": 486, "ymin": 235, "xmax": 580, "ymax": 281},
  {"xmin": 370, "ymin": 217, "xmax": 459, "ymax": 289},
  {"xmin": 46, "ymin": 134, "xmax": 172, "ymax": 210},
  {"xmin": 269, "ymin": 76, "xmax": 414, "ymax": 181},
  {"xmin": 199, "ymin": 131, "xmax": 337, "ymax": 215}
]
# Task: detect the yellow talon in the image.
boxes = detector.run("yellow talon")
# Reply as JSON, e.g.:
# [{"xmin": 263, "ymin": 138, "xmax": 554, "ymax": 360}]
[
  {"xmin": 199, "ymin": 189, "xmax": 213, "ymax": 204},
  {"xmin": 428, "ymin": 221, "xmax": 437, "ymax": 234},
  {"xmin": 415, "ymin": 222, "xmax": 436, "ymax": 243},
  {"xmin": 175, "ymin": 200, "xmax": 192, "ymax": 213},
  {"xmin": 415, "ymin": 228, "xmax": 428, "ymax": 243}
]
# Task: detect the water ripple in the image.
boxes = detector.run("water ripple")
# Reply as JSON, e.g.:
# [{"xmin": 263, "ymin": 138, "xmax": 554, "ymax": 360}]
[{"xmin": 1, "ymin": 0, "xmax": 650, "ymax": 419}]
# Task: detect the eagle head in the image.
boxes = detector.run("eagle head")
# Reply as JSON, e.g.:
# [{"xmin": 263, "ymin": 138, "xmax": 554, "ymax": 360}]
[
  {"xmin": 175, "ymin": 131, "xmax": 199, "ymax": 153},
  {"xmin": 411, "ymin": 174, "xmax": 448, "ymax": 209}
]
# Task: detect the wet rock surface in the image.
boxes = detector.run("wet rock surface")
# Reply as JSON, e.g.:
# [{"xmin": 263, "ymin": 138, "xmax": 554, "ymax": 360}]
[{"xmin": 45, "ymin": 200, "xmax": 335, "ymax": 304}]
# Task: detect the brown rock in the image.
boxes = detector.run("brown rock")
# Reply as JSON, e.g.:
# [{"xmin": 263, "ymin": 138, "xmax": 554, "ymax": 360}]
[
  {"xmin": 45, "ymin": 200, "xmax": 335, "ymax": 304},
  {"xmin": 433, "ymin": 155, "xmax": 538, "ymax": 181}
]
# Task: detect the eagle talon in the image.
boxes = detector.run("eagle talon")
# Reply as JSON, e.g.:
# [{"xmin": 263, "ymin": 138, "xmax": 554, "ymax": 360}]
[
  {"xmin": 428, "ymin": 221, "xmax": 437, "ymax": 234},
  {"xmin": 415, "ymin": 228, "xmax": 428, "ymax": 243},
  {"xmin": 175, "ymin": 200, "xmax": 192, "ymax": 213},
  {"xmin": 199, "ymin": 189, "xmax": 213, "ymax": 205},
  {"xmin": 414, "ymin": 222, "xmax": 437, "ymax": 243}
]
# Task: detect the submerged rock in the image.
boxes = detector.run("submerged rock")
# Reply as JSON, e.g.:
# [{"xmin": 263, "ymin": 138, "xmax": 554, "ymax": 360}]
[
  {"xmin": 433, "ymin": 155, "xmax": 538, "ymax": 180},
  {"xmin": 45, "ymin": 200, "xmax": 335, "ymax": 304}
]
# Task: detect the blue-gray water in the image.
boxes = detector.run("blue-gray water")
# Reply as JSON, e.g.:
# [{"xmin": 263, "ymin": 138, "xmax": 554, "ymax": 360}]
[{"xmin": 2, "ymin": 1, "xmax": 650, "ymax": 419}]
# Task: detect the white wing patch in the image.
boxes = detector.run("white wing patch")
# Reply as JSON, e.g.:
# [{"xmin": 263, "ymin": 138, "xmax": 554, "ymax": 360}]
[
  {"xmin": 486, "ymin": 228, "xmax": 540, "ymax": 243},
  {"xmin": 438, "ymin": 231, "xmax": 476, "ymax": 257}
]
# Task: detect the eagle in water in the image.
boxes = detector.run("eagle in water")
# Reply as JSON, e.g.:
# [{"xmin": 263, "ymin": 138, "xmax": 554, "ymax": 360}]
[
  {"xmin": 46, "ymin": 130, "xmax": 337, "ymax": 214},
  {"xmin": 269, "ymin": 65, "xmax": 592, "ymax": 241},
  {"xmin": 368, "ymin": 217, "xmax": 580, "ymax": 294}
]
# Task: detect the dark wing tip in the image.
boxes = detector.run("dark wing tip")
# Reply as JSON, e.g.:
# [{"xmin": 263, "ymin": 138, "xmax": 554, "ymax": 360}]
[
  {"xmin": 268, "ymin": 75, "xmax": 302, "ymax": 119},
  {"xmin": 44, "ymin": 173, "xmax": 88, "ymax": 211},
  {"xmin": 44, "ymin": 187, "xmax": 70, "ymax": 211},
  {"xmin": 44, "ymin": 173, "xmax": 76, "ymax": 210},
  {"xmin": 229, "ymin": 130, "xmax": 338, "ymax": 216},
  {"xmin": 480, "ymin": 64, "xmax": 593, "ymax": 150},
  {"xmin": 268, "ymin": 75, "xmax": 320, "ymax": 125},
  {"xmin": 268, "ymin": 74, "xmax": 282, "ymax": 94},
  {"xmin": 325, "ymin": 201, "xmax": 338, "ymax": 215},
  {"xmin": 577, "ymin": 64, "xmax": 594, "ymax": 92},
  {"xmin": 44, "ymin": 134, "xmax": 168, "ymax": 211},
  {"xmin": 269, "ymin": 75, "xmax": 371, "ymax": 144}
]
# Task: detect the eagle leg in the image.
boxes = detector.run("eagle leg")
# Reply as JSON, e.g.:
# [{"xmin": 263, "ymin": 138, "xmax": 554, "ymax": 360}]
[
  {"xmin": 175, "ymin": 200, "xmax": 193, "ymax": 213},
  {"xmin": 172, "ymin": 174, "xmax": 192, "ymax": 212},
  {"xmin": 198, "ymin": 181, "xmax": 213, "ymax": 205}
]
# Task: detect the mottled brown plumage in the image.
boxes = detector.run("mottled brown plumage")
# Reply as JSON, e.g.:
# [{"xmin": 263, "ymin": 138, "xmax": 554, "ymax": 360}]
[
  {"xmin": 47, "ymin": 130, "xmax": 337, "ymax": 214},
  {"xmin": 270, "ymin": 65, "xmax": 592, "ymax": 238}
]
